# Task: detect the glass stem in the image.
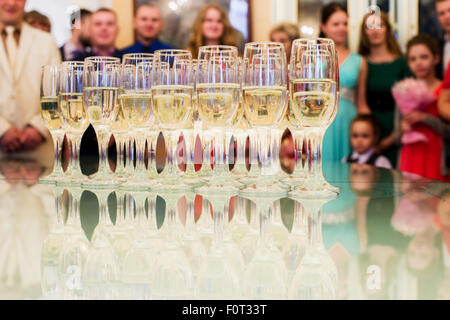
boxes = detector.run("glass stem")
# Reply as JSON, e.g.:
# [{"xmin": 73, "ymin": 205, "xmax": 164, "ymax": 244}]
[
  {"xmin": 114, "ymin": 136, "xmax": 126, "ymax": 175},
  {"xmin": 303, "ymin": 200, "xmax": 324, "ymax": 250},
  {"xmin": 125, "ymin": 138, "xmax": 135, "ymax": 174},
  {"xmin": 259, "ymin": 202, "xmax": 273, "ymax": 247},
  {"xmin": 234, "ymin": 131, "xmax": 247, "ymax": 173},
  {"xmin": 97, "ymin": 130, "xmax": 111, "ymax": 175},
  {"xmin": 165, "ymin": 130, "xmax": 179, "ymax": 177},
  {"xmin": 211, "ymin": 199, "xmax": 227, "ymax": 246},
  {"xmin": 69, "ymin": 135, "xmax": 82, "ymax": 175},
  {"xmin": 200, "ymin": 131, "xmax": 212, "ymax": 175},
  {"xmin": 98, "ymin": 192, "xmax": 112, "ymax": 228},
  {"xmin": 212, "ymin": 128, "xmax": 226, "ymax": 178},
  {"xmin": 135, "ymin": 132, "xmax": 146, "ymax": 173},
  {"xmin": 184, "ymin": 130, "xmax": 195, "ymax": 175},
  {"xmin": 292, "ymin": 129, "xmax": 305, "ymax": 177},
  {"xmin": 51, "ymin": 132, "xmax": 64, "ymax": 175},
  {"xmin": 147, "ymin": 131, "xmax": 159, "ymax": 177},
  {"xmin": 257, "ymin": 127, "xmax": 271, "ymax": 176},
  {"xmin": 305, "ymin": 128, "xmax": 324, "ymax": 180},
  {"xmin": 248, "ymin": 129, "xmax": 259, "ymax": 176},
  {"xmin": 270, "ymin": 129, "xmax": 281, "ymax": 176}
]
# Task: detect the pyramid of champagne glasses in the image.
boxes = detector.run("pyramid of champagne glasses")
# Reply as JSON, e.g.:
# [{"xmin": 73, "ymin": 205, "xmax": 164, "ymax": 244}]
[{"xmin": 39, "ymin": 39, "xmax": 340, "ymax": 198}]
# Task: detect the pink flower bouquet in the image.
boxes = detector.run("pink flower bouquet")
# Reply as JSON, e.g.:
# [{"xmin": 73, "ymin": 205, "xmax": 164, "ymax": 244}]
[{"xmin": 392, "ymin": 78, "xmax": 435, "ymax": 144}]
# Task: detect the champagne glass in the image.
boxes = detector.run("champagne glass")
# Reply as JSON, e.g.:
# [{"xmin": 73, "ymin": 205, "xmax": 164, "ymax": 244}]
[
  {"xmin": 287, "ymin": 196, "xmax": 338, "ymax": 300},
  {"xmin": 120, "ymin": 53, "xmax": 155, "ymax": 189},
  {"xmin": 151, "ymin": 50, "xmax": 194, "ymax": 191},
  {"xmin": 195, "ymin": 46, "xmax": 241, "ymax": 192},
  {"xmin": 82, "ymin": 56, "xmax": 121, "ymax": 188},
  {"xmin": 180, "ymin": 59, "xmax": 205, "ymax": 188},
  {"xmin": 289, "ymin": 39, "xmax": 340, "ymax": 197},
  {"xmin": 241, "ymin": 42, "xmax": 289, "ymax": 195},
  {"xmin": 110, "ymin": 106, "xmax": 129, "ymax": 181},
  {"xmin": 39, "ymin": 64, "xmax": 65, "ymax": 184},
  {"xmin": 58, "ymin": 61, "xmax": 89, "ymax": 185}
]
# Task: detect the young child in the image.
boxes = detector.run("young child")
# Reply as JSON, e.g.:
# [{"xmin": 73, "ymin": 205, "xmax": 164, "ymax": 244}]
[
  {"xmin": 343, "ymin": 114, "xmax": 392, "ymax": 169},
  {"xmin": 400, "ymin": 34, "xmax": 449, "ymax": 181}
]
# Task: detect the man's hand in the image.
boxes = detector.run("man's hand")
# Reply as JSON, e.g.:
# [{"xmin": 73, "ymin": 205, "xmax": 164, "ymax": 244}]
[
  {"xmin": 0, "ymin": 127, "xmax": 22, "ymax": 153},
  {"xmin": 20, "ymin": 126, "xmax": 44, "ymax": 151}
]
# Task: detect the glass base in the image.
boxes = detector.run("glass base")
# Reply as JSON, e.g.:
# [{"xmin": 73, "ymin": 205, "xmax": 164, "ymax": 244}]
[
  {"xmin": 38, "ymin": 172, "xmax": 65, "ymax": 185},
  {"xmin": 289, "ymin": 178, "xmax": 340, "ymax": 199},
  {"xmin": 195, "ymin": 180, "xmax": 240, "ymax": 195},
  {"xmin": 119, "ymin": 178, "xmax": 157, "ymax": 191},
  {"xmin": 239, "ymin": 178, "xmax": 289, "ymax": 197},
  {"xmin": 82, "ymin": 172, "xmax": 120, "ymax": 188},
  {"xmin": 56, "ymin": 172, "xmax": 88, "ymax": 186}
]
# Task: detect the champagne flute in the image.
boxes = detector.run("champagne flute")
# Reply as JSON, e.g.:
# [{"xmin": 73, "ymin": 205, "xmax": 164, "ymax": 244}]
[
  {"xmin": 39, "ymin": 64, "xmax": 65, "ymax": 184},
  {"xmin": 195, "ymin": 45, "xmax": 241, "ymax": 194},
  {"xmin": 58, "ymin": 61, "xmax": 89, "ymax": 185},
  {"xmin": 110, "ymin": 105, "xmax": 129, "ymax": 181},
  {"xmin": 151, "ymin": 50, "xmax": 194, "ymax": 191},
  {"xmin": 120, "ymin": 53, "xmax": 155, "ymax": 189},
  {"xmin": 82, "ymin": 56, "xmax": 121, "ymax": 188},
  {"xmin": 287, "ymin": 197, "xmax": 338, "ymax": 300},
  {"xmin": 241, "ymin": 42, "xmax": 289, "ymax": 195},
  {"xmin": 289, "ymin": 39, "xmax": 340, "ymax": 197}
]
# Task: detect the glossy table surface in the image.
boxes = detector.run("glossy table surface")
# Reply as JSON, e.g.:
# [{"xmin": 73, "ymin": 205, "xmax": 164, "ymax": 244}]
[{"xmin": 0, "ymin": 156, "xmax": 449, "ymax": 300}]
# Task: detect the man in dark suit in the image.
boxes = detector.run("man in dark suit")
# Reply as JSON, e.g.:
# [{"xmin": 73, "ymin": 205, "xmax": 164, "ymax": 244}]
[
  {"xmin": 60, "ymin": 9, "xmax": 91, "ymax": 61},
  {"xmin": 436, "ymin": 0, "xmax": 450, "ymax": 79},
  {"xmin": 121, "ymin": 4, "xmax": 172, "ymax": 54}
]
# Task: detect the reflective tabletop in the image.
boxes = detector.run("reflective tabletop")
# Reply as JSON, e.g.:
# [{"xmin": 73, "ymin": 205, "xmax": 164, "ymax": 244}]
[{"xmin": 0, "ymin": 156, "xmax": 449, "ymax": 300}]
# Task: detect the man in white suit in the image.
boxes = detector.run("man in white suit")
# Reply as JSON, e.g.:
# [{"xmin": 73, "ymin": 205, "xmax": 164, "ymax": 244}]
[{"xmin": 0, "ymin": 0, "xmax": 61, "ymax": 154}]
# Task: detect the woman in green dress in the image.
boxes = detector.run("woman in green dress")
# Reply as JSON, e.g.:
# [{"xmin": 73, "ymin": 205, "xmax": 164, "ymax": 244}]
[
  {"xmin": 358, "ymin": 11, "xmax": 412, "ymax": 167},
  {"xmin": 320, "ymin": 3, "xmax": 370, "ymax": 163}
]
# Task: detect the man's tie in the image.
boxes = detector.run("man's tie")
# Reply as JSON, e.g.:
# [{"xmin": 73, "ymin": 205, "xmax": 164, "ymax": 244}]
[{"xmin": 5, "ymin": 26, "xmax": 17, "ymax": 71}]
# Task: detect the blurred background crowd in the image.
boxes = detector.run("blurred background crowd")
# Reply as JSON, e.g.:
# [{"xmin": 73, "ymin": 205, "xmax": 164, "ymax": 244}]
[{"xmin": 0, "ymin": 0, "xmax": 450, "ymax": 182}]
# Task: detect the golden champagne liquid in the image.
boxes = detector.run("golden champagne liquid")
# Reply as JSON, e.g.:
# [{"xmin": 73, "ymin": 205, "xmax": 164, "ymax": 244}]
[
  {"xmin": 83, "ymin": 87, "xmax": 119, "ymax": 128},
  {"xmin": 289, "ymin": 79, "xmax": 336, "ymax": 127},
  {"xmin": 242, "ymin": 86, "xmax": 288, "ymax": 127},
  {"xmin": 152, "ymin": 85, "xmax": 193, "ymax": 129},
  {"xmin": 111, "ymin": 106, "xmax": 129, "ymax": 133},
  {"xmin": 40, "ymin": 97, "xmax": 62, "ymax": 130},
  {"xmin": 196, "ymin": 83, "xmax": 240, "ymax": 127},
  {"xmin": 119, "ymin": 92, "xmax": 153, "ymax": 128},
  {"xmin": 59, "ymin": 93, "xmax": 89, "ymax": 132}
]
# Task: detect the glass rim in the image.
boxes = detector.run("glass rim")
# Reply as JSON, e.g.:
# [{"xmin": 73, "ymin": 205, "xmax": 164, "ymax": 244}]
[
  {"xmin": 198, "ymin": 45, "xmax": 238, "ymax": 52},
  {"xmin": 153, "ymin": 49, "xmax": 192, "ymax": 57},
  {"xmin": 244, "ymin": 41, "xmax": 286, "ymax": 48},
  {"xmin": 84, "ymin": 56, "xmax": 121, "ymax": 63},
  {"xmin": 292, "ymin": 38, "xmax": 335, "ymax": 46}
]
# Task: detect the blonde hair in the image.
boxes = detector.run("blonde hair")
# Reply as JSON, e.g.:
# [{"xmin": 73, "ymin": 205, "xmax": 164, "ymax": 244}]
[
  {"xmin": 269, "ymin": 22, "xmax": 300, "ymax": 42},
  {"xmin": 358, "ymin": 11, "xmax": 402, "ymax": 57},
  {"xmin": 186, "ymin": 4, "xmax": 238, "ymax": 59}
]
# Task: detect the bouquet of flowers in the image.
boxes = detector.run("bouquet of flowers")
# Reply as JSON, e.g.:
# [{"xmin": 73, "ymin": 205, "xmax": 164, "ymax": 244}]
[{"xmin": 392, "ymin": 78, "xmax": 435, "ymax": 144}]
